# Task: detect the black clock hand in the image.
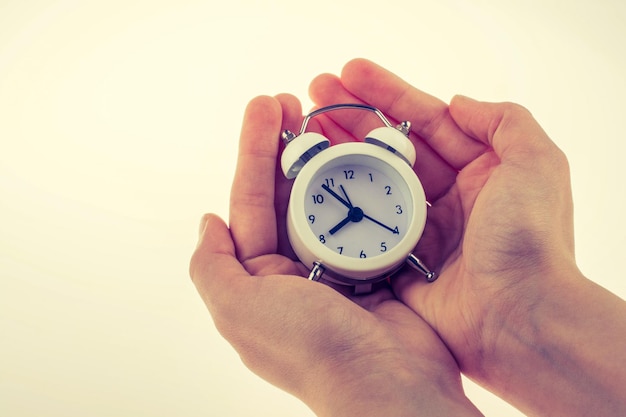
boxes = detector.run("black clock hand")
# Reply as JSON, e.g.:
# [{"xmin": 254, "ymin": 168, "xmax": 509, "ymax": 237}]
[
  {"xmin": 362, "ymin": 213, "xmax": 399, "ymax": 235},
  {"xmin": 323, "ymin": 182, "xmax": 398, "ymax": 235},
  {"xmin": 329, "ymin": 215, "xmax": 352, "ymax": 235},
  {"xmin": 339, "ymin": 184, "xmax": 353, "ymax": 207},
  {"xmin": 321, "ymin": 184, "xmax": 352, "ymax": 208},
  {"xmin": 329, "ymin": 207, "xmax": 365, "ymax": 235}
]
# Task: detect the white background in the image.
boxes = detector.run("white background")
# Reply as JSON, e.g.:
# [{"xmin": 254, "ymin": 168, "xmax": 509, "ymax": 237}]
[{"xmin": 1, "ymin": 1, "xmax": 625, "ymax": 416}]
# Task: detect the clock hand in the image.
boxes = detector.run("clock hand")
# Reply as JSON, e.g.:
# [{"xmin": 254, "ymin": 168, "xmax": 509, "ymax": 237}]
[
  {"xmin": 323, "ymin": 180, "xmax": 398, "ymax": 235},
  {"xmin": 362, "ymin": 213, "xmax": 399, "ymax": 235},
  {"xmin": 321, "ymin": 184, "xmax": 352, "ymax": 208},
  {"xmin": 339, "ymin": 184, "xmax": 353, "ymax": 207},
  {"xmin": 329, "ymin": 207, "xmax": 364, "ymax": 235},
  {"xmin": 323, "ymin": 182, "xmax": 397, "ymax": 235},
  {"xmin": 329, "ymin": 215, "xmax": 352, "ymax": 235}
]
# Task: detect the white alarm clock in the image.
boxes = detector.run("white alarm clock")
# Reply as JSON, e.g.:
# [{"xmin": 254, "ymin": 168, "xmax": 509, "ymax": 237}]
[{"xmin": 281, "ymin": 104, "xmax": 436, "ymax": 293}]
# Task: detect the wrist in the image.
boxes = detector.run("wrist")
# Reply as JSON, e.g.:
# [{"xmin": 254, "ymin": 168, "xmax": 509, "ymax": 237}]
[
  {"xmin": 472, "ymin": 263, "xmax": 626, "ymax": 416},
  {"xmin": 307, "ymin": 350, "xmax": 483, "ymax": 417}
]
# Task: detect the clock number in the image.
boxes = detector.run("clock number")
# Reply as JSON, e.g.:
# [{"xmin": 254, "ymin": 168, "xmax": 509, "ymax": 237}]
[
  {"xmin": 324, "ymin": 178, "xmax": 335, "ymax": 188},
  {"xmin": 337, "ymin": 246, "xmax": 344, "ymax": 254},
  {"xmin": 319, "ymin": 235, "xmax": 326, "ymax": 244},
  {"xmin": 308, "ymin": 215, "xmax": 315, "ymax": 224},
  {"xmin": 368, "ymin": 173, "xmax": 374, "ymax": 182},
  {"xmin": 393, "ymin": 226, "xmax": 399, "ymax": 235},
  {"xmin": 343, "ymin": 169, "xmax": 354, "ymax": 180},
  {"xmin": 396, "ymin": 205, "xmax": 403, "ymax": 214},
  {"xmin": 360, "ymin": 250, "xmax": 367, "ymax": 258},
  {"xmin": 385, "ymin": 185, "xmax": 392, "ymax": 195},
  {"xmin": 380, "ymin": 242, "xmax": 387, "ymax": 252},
  {"xmin": 312, "ymin": 194, "xmax": 324, "ymax": 204}
]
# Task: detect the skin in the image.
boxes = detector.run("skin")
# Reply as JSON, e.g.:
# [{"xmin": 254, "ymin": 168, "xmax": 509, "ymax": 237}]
[{"xmin": 190, "ymin": 58, "xmax": 626, "ymax": 416}]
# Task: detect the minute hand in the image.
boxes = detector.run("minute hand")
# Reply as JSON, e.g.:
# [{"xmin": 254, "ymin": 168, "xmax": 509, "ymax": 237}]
[
  {"xmin": 321, "ymin": 184, "xmax": 352, "ymax": 208},
  {"xmin": 362, "ymin": 213, "xmax": 399, "ymax": 235}
]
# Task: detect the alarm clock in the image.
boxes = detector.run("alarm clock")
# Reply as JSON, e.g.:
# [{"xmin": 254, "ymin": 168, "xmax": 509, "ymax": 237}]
[{"xmin": 281, "ymin": 104, "xmax": 436, "ymax": 294}]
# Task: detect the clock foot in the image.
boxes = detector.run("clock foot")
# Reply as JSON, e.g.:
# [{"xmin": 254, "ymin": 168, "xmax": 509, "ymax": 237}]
[
  {"xmin": 407, "ymin": 254, "xmax": 438, "ymax": 282},
  {"xmin": 307, "ymin": 261, "xmax": 326, "ymax": 281}
]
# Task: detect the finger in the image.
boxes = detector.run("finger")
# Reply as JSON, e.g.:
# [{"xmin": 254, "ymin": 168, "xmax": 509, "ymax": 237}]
[
  {"xmin": 308, "ymin": 73, "xmax": 389, "ymax": 139},
  {"xmin": 309, "ymin": 73, "xmax": 457, "ymax": 202},
  {"xmin": 191, "ymin": 214, "xmax": 291, "ymax": 358},
  {"xmin": 310, "ymin": 113, "xmax": 358, "ymax": 145},
  {"xmin": 275, "ymin": 93, "xmax": 303, "ymax": 133},
  {"xmin": 274, "ymin": 93, "xmax": 304, "ymax": 258},
  {"xmin": 274, "ymin": 94, "xmax": 362, "ymax": 259},
  {"xmin": 313, "ymin": 59, "xmax": 487, "ymax": 169},
  {"xmin": 340, "ymin": 59, "xmax": 487, "ymax": 168},
  {"xmin": 190, "ymin": 214, "xmax": 251, "ymax": 315},
  {"xmin": 448, "ymin": 95, "xmax": 559, "ymax": 164},
  {"xmin": 229, "ymin": 95, "xmax": 283, "ymax": 261},
  {"xmin": 391, "ymin": 264, "xmax": 456, "ymax": 332},
  {"xmin": 275, "ymin": 93, "xmax": 325, "ymax": 138}
]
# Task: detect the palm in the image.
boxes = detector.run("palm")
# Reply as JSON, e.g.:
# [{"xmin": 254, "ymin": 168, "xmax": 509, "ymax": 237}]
[
  {"xmin": 274, "ymin": 254, "xmax": 458, "ymax": 351},
  {"xmin": 395, "ymin": 150, "xmax": 516, "ymax": 358}
]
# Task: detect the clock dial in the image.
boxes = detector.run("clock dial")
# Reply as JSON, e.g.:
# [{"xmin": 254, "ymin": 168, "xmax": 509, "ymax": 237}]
[{"xmin": 304, "ymin": 158, "xmax": 412, "ymax": 260}]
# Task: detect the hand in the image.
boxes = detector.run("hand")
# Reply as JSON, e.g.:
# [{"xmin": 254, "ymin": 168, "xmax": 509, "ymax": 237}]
[
  {"xmin": 308, "ymin": 57, "xmax": 573, "ymax": 357},
  {"xmin": 308, "ymin": 58, "xmax": 626, "ymax": 416},
  {"xmin": 189, "ymin": 96, "xmax": 483, "ymax": 416}
]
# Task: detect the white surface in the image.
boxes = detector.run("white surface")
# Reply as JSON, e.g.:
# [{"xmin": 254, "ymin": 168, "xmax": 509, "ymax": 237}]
[{"xmin": 1, "ymin": 1, "xmax": 624, "ymax": 416}]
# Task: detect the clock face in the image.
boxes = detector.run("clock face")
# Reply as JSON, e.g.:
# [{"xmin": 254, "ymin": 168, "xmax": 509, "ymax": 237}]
[{"xmin": 303, "ymin": 155, "xmax": 413, "ymax": 260}]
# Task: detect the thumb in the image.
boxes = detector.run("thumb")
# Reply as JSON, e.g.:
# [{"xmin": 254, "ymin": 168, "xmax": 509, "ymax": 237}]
[
  {"xmin": 189, "ymin": 213, "xmax": 250, "ymax": 313},
  {"xmin": 449, "ymin": 95, "xmax": 557, "ymax": 165}
]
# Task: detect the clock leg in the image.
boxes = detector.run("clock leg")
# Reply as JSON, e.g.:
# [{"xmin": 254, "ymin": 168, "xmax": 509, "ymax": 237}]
[
  {"xmin": 307, "ymin": 261, "xmax": 326, "ymax": 281},
  {"xmin": 306, "ymin": 262, "xmax": 373, "ymax": 294},
  {"xmin": 407, "ymin": 254, "xmax": 438, "ymax": 282}
]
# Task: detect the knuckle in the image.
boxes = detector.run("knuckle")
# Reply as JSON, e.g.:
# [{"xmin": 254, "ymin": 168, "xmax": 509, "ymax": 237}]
[
  {"xmin": 188, "ymin": 244, "xmax": 205, "ymax": 283},
  {"xmin": 503, "ymin": 101, "xmax": 531, "ymax": 114}
]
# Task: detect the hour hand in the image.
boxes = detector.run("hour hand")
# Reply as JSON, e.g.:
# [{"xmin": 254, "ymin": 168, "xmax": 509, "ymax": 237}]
[
  {"xmin": 329, "ymin": 206, "xmax": 365, "ymax": 235},
  {"xmin": 329, "ymin": 214, "xmax": 352, "ymax": 235}
]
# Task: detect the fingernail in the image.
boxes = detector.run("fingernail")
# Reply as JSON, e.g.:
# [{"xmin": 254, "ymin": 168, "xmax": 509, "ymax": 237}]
[{"xmin": 452, "ymin": 94, "xmax": 477, "ymax": 103}]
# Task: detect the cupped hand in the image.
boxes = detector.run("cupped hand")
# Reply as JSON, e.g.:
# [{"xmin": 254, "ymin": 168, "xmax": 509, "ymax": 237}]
[
  {"xmin": 189, "ymin": 96, "xmax": 482, "ymax": 416},
  {"xmin": 307, "ymin": 59, "xmax": 578, "ymax": 382}
]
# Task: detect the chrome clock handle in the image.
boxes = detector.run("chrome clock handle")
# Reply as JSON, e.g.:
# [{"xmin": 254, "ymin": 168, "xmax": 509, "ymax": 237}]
[{"xmin": 280, "ymin": 103, "xmax": 416, "ymax": 179}]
